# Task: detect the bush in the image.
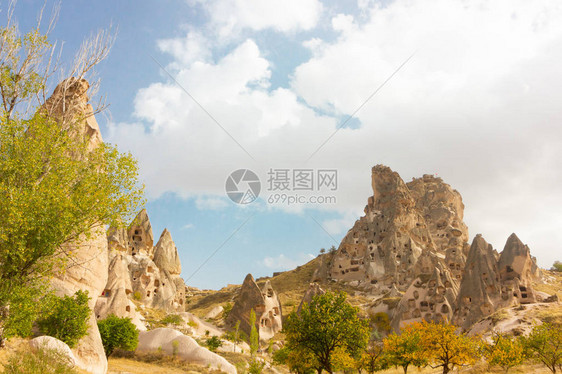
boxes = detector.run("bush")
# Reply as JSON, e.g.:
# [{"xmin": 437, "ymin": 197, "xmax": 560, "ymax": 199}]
[
  {"xmin": 222, "ymin": 302, "xmax": 233, "ymax": 320},
  {"xmin": 206, "ymin": 335, "xmax": 223, "ymax": 352},
  {"xmin": 3, "ymin": 346, "xmax": 78, "ymax": 374},
  {"xmin": 37, "ymin": 290, "xmax": 90, "ymax": 348},
  {"xmin": 132, "ymin": 291, "xmax": 142, "ymax": 300},
  {"xmin": 97, "ymin": 314, "xmax": 139, "ymax": 357},
  {"xmin": 160, "ymin": 314, "xmax": 183, "ymax": 325},
  {"xmin": 551, "ymin": 261, "xmax": 562, "ymax": 272},
  {"xmin": 248, "ymin": 358, "xmax": 266, "ymax": 374}
]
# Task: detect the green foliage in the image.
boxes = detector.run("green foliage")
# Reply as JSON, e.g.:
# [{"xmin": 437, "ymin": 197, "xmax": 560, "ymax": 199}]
[
  {"xmin": 132, "ymin": 291, "xmax": 142, "ymax": 301},
  {"xmin": 171, "ymin": 340, "xmax": 179, "ymax": 357},
  {"xmin": 1, "ymin": 284, "xmax": 48, "ymax": 339},
  {"xmin": 205, "ymin": 335, "xmax": 223, "ymax": 352},
  {"xmin": 2, "ymin": 346, "xmax": 79, "ymax": 374},
  {"xmin": 249, "ymin": 309, "xmax": 259, "ymax": 356},
  {"xmin": 283, "ymin": 291, "xmax": 370, "ymax": 374},
  {"xmin": 36, "ymin": 290, "xmax": 90, "ymax": 348},
  {"xmin": 97, "ymin": 314, "xmax": 139, "ymax": 357},
  {"xmin": 0, "ymin": 20, "xmax": 144, "ymax": 344},
  {"xmin": 272, "ymin": 346, "xmax": 316, "ymax": 374},
  {"xmin": 521, "ymin": 323, "xmax": 562, "ymax": 373},
  {"xmin": 552, "ymin": 261, "xmax": 562, "ymax": 272},
  {"xmin": 371, "ymin": 312, "xmax": 391, "ymax": 335},
  {"xmin": 248, "ymin": 357, "xmax": 266, "ymax": 374},
  {"xmin": 222, "ymin": 302, "xmax": 233, "ymax": 320},
  {"xmin": 485, "ymin": 332, "xmax": 524, "ymax": 373},
  {"xmin": 160, "ymin": 314, "xmax": 183, "ymax": 325}
]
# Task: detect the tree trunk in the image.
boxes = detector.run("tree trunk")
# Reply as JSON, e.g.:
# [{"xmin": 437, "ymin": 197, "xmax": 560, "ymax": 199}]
[
  {"xmin": 443, "ymin": 365, "xmax": 450, "ymax": 374},
  {"xmin": 403, "ymin": 364, "xmax": 409, "ymax": 374}
]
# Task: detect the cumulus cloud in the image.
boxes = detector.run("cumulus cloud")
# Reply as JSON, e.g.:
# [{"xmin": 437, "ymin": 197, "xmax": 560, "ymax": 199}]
[
  {"xmin": 261, "ymin": 253, "xmax": 316, "ymax": 270},
  {"xmin": 108, "ymin": 0, "xmax": 562, "ymax": 269},
  {"xmin": 193, "ymin": 0, "xmax": 323, "ymax": 36}
]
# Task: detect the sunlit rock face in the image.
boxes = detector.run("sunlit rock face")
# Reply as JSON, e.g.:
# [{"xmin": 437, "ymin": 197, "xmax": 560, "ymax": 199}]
[
  {"xmin": 95, "ymin": 210, "xmax": 188, "ymax": 330},
  {"xmin": 225, "ymin": 274, "xmax": 282, "ymax": 342},
  {"xmin": 324, "ymin": 164, "xmax": 543, "ymax": 332}
]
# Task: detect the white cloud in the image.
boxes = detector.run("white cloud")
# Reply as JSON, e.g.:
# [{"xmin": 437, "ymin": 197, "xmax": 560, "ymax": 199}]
[
  {"xmin": 195, "ymin": 196, "xmax": 229, "ymax": 210},
  {"xmin": 108, "ymin": 0, "xmax": 562, "ymax": 270},
  {"xmin": 195, "ymin": 0, "xmax": 323, "ymax": 36},
  {"xmin": 182, "ymin": 223, "xmax": 195, "ymax": 230},
  {"xmin": 261, "ymin": 253, "xmax": 316, "ymax": 270}
]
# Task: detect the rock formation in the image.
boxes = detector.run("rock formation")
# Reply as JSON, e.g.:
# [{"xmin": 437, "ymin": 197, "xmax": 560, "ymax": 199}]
[
  {"xmin": 453, "ymin": 233, "xmax": 541, "ymax": 330},
  {"xmin": 297, "ymin": 283, "xmax": 325, "ymax": 313},
  {"xmin": 225, "ymin": 274, "xmax": 282, "ymax": 342},
  {"xmin": 328, "ymin": 166, "xmax": 467, "ymax": 291},
  {"xmin": 45, "ymin": 78, "xmax": 108, "ymax": 374},
  {"xmin": 136, "ymin": 328, "xmax": 236, "ymax": 374},
  {"xmin": 95, "ymin": 210, "xmax": 187, "ymax": 326},
  {"xmin": 322, "ymin": 165, "xmax": 543, "ymax": 332}
]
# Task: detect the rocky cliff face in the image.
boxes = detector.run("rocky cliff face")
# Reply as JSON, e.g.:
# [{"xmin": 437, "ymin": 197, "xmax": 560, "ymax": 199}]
[
  {"xmin": 95, "ymin": 210, "xmax": 187, "ymax": 327},
  {"xmin": 47, "ymin": 78, "xmax": 108, "ymax": 374},
  {"xmin": 324, "ymin": 165, "xmax": 543, "ymax": 332},
  {"xmin": 226, "ymin": 274, "xmax": 282, "ymax": 342}
]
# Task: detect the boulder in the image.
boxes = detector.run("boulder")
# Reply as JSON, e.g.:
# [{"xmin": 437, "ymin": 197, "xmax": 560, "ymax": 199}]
[
  {"xmin": 29, "ymin": 336, "xmax": 77, "ymax": 366},
  {"xmin": 136, "ymin": 328, "xmax": 236, "ymax": 374}
]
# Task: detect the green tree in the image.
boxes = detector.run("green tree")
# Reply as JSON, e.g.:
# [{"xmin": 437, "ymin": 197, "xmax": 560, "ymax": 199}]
[
  {"xmin": 249, "ymin": 309, "xmax": 259, "ymax": 356},
  {"xmin": 383, "ymin": 324, "xmax": 427, "ymax": 374},
  {"xmin": 272, "ymin": 346, "xmax": 317, "ymax": 374},
  {"xmin": 0, "ymin": 10, "xmax": 143, "ymax": 344},
  {"xmin": 36, "ymin": 290, "xmax": 90, "ymax": 348},
  {"xmin": 206, "ymin": 336, "xmax": 223, "ymax": 352},
  {"xmin": 522, "ymin": 323, "xmax": 562, "ymax": 373},
  {"xmin": 358, "ymin": 340, "xmax": 388, "ymax": 374},
  {"xmin": 283, "ymin": 291, "xmax": 370, "ymax": 374},
  {"xmin": 485, "ymin": 332, "xmax": 524, "ymax": 373},
  {"xmin": 97, "ymin": 315, "xmax": 139, "ymax": 357},
  {"xmin": 552, "ymin": 261, "xmax": 562, "ymax": 272}
]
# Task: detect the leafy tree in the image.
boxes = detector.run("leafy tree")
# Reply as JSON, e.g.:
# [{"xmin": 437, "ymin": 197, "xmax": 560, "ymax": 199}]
[
  {"xmin": 250, "ymin": 309, "xmax": 259, "ymax": 356},
  {"xmin": 383, "ymin": 324, "xmax": 427, "ymax": 374},
  {"xmin": 358, "ymin": 341, "xmax": 388, "ymax": 374},
  {"xmin": 97, "ymin": 315, "xmax": 139, "ymax": 357},
  {"xmin": 417, "ymin": 321, "xmax": 478, "ymax": 374},
  {"xmin": 521, "ymin": 323, "xmax": 562, "ymax": 373},
  {"xmin": 206, "ymin": 336, "xmax": 223, "ymax": 352},
  {"xmin": 36, "ymin": 290, "xmax": 91, "ymax": 348},
  {"xmin": 371, "ymin": 312, "xmax": 392, "ymax": 336},
  {"xmin": 0, "ymin": 9, "xmax": 143, "ymax": 344},
  {"xmin": 319, "ymin": 248, "xmax": 326, "ymax": 254},
  {"xmin": 283, "ymin": 291, "xmax": 370, "ymax": 374},
  {"xmin": 552, "ymin": 261, "xmax": 562, "ymax": 272},
  {"xmin": 272, "ymin": 346, "xmax": 316, "ymax": 374},
  {"xmin": 484, "ymin": 332, "xmax": 524, "ymax": 373}
]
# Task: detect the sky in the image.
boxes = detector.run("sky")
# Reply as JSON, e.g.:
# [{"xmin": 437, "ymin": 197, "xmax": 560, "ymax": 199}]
[{"xmin": 7, "ymin": 0, "xmax": 562, "ymax": 289}]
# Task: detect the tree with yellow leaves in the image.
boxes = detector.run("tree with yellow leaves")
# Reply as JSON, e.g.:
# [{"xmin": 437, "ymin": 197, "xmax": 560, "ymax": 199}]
[
  {"xmin": 417, "ymin": 320, "xmax": 479, "ymax": 374},
  {"xmin": 383, "ymin": 323, "xmax": 427, "ymax": 374},
  {"xmin": 485, "ymin": 332, "xmax": 524, "ymax": 373}
]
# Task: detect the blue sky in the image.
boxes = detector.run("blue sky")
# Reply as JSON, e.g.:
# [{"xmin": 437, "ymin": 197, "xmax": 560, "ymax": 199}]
[{"xmin": 9, "ymin": 0, "xmax": 562, "ymax": 289}]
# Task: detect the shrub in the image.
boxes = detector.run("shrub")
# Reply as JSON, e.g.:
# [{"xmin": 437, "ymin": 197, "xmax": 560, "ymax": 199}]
[
  {"xmin": 248, "ymin": 357, "xmax": 266, "ymax": 374},
  {"xmin": 160, "ymin": 314, "xmax": 183, "ymax": 325},
  {"xmin": 132, "ymin": 291, "xmax": 142, "ymax": 300},
  {"xmin": 206, "ymin": 336, "xmax": 223, "ymax": 352},
  {"xmin": 37, "ymin": 290, "xmax": 90, "ymax": 348},
  {"xmin": 97, "ymin": 314, "xmax": 139, "ymax": 357},
  {"xmin": 3, "ymin": 346, "xmax": 78, "ymax": 374},
  {"xmin": 551, "ymin": 261, "xmax": 562, "ymax": 272},
  {"xmin": 222, "ymin": 302, "xmax": 233, "ymax": 320}
]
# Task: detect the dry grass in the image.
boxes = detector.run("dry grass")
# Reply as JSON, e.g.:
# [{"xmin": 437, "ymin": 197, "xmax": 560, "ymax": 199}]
[{"xmin": 109, "ymin": 351, "xmax": 227, "ymax": 374}]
